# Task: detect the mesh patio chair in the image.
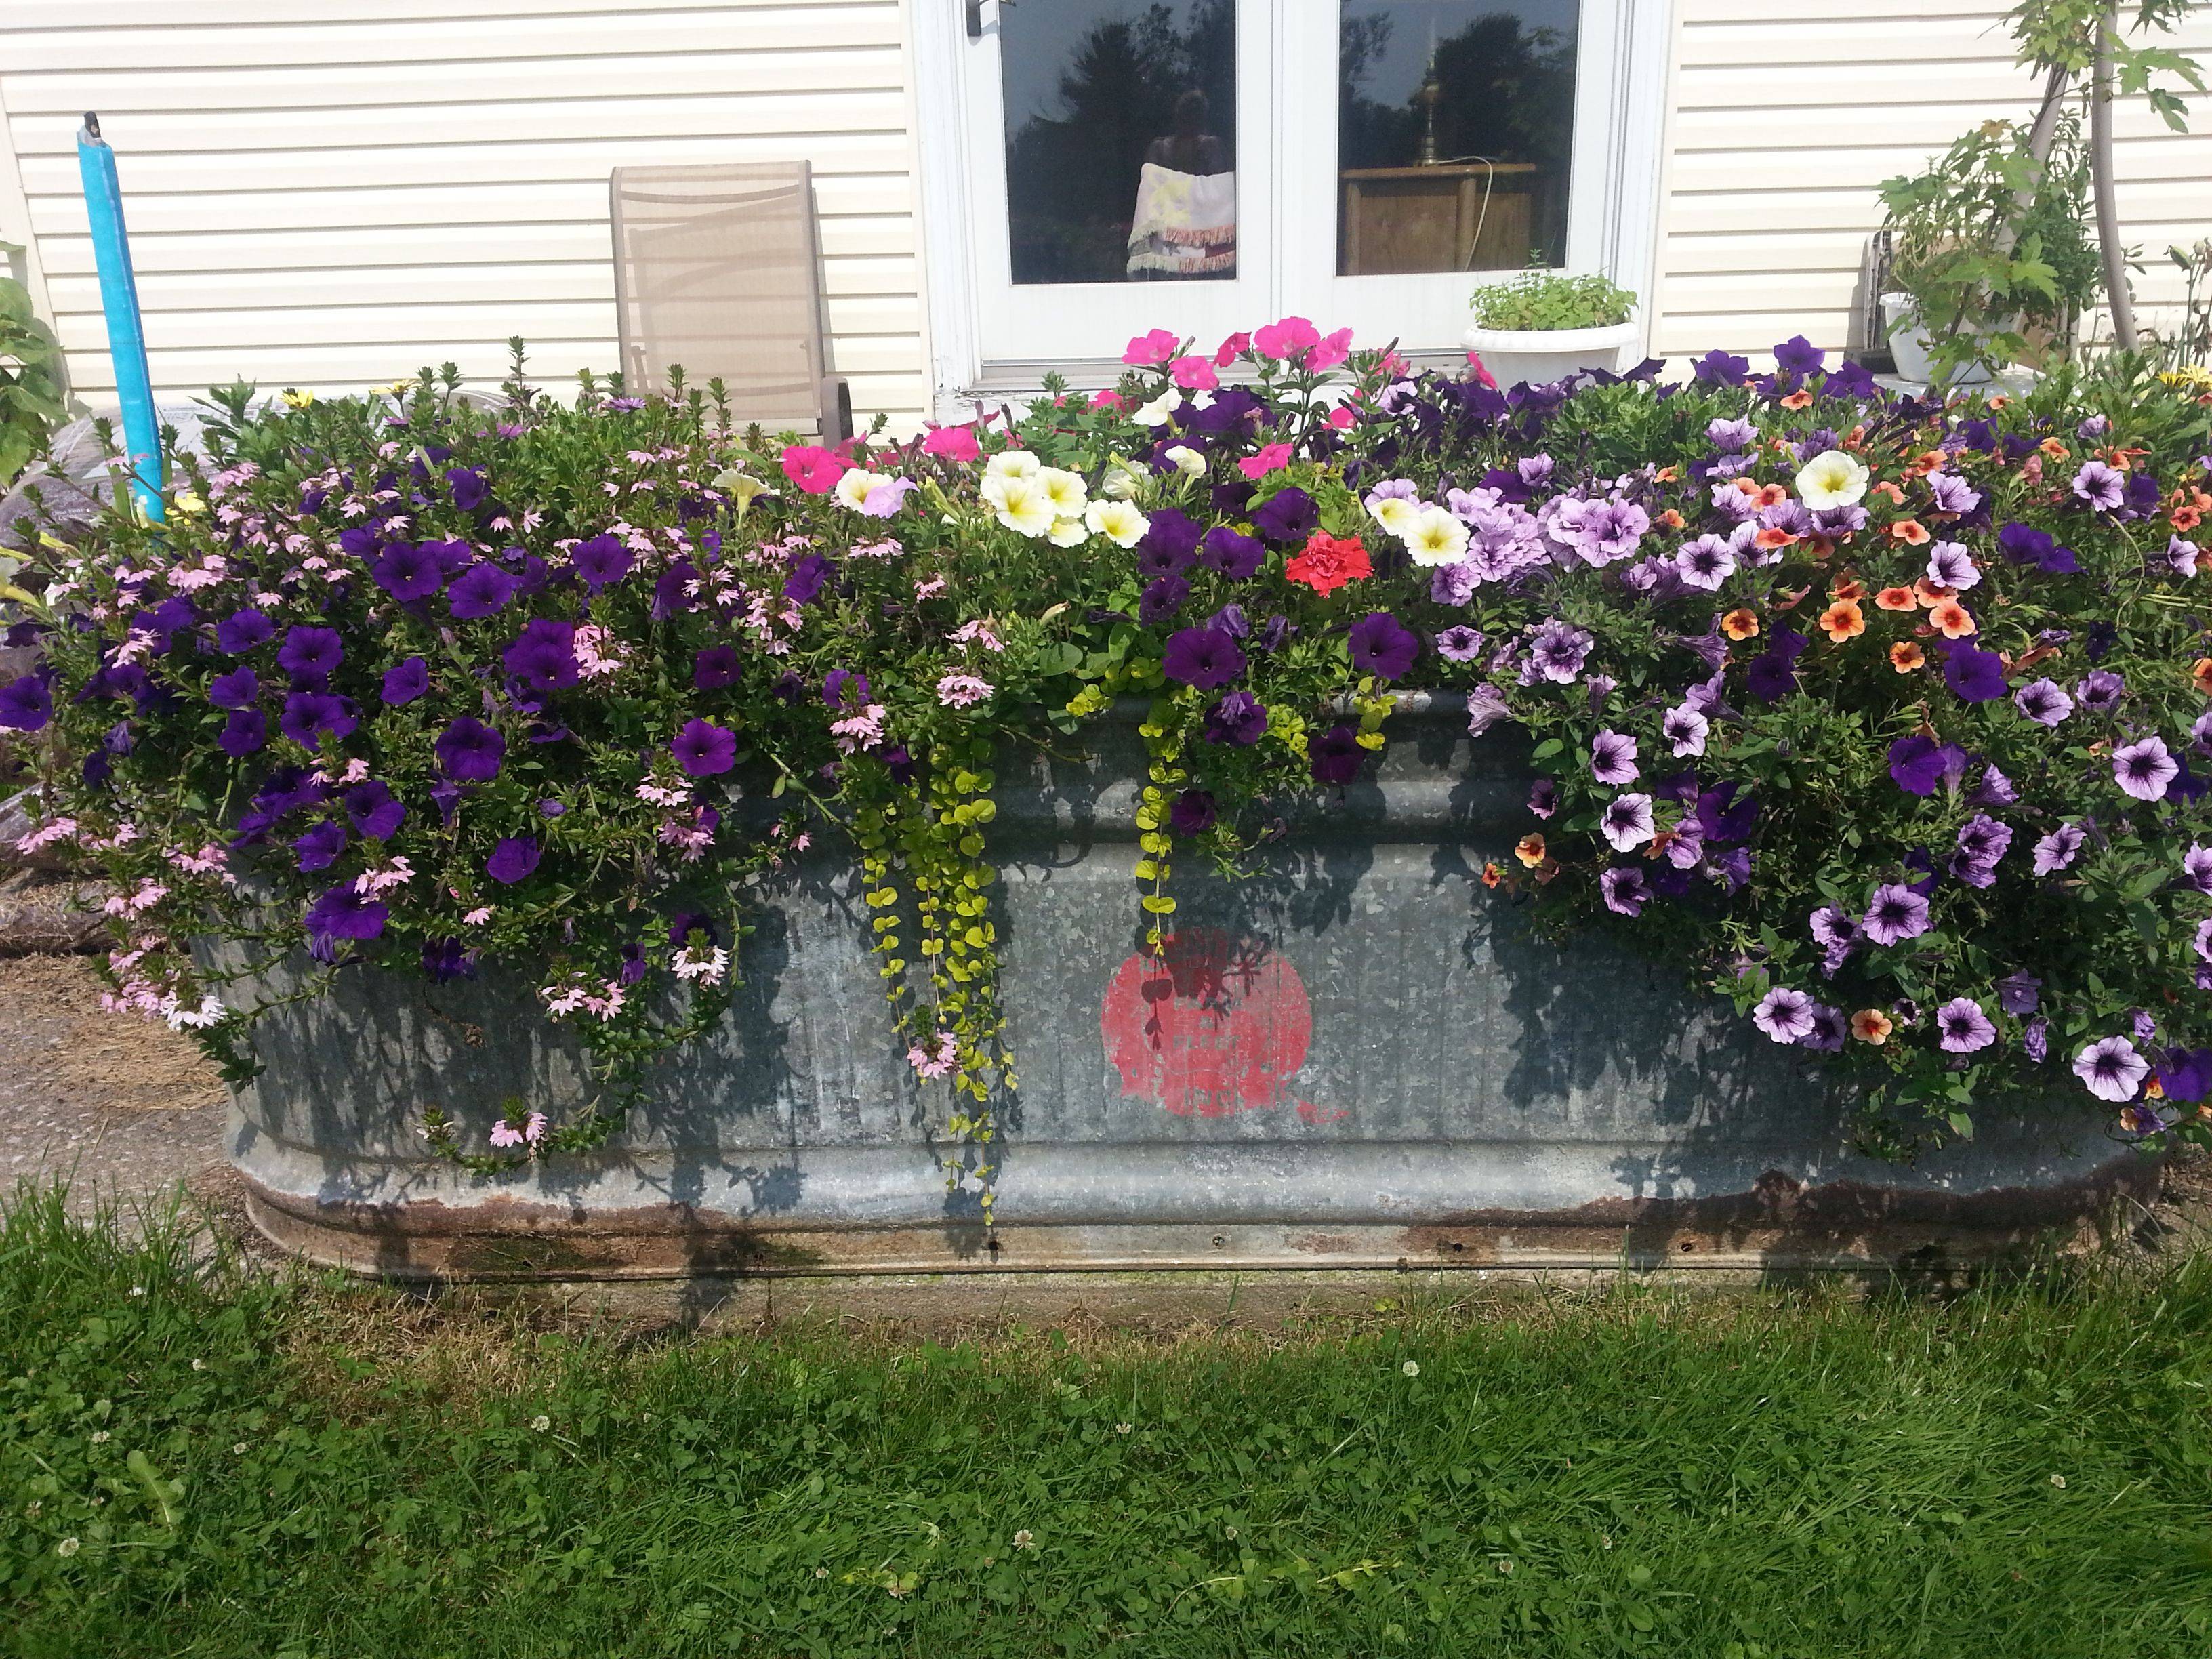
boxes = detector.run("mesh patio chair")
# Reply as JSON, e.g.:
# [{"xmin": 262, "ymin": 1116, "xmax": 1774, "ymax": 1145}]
[{"xmin": 609, "ymin": 161, "xmax": 853, "ymax": 440}]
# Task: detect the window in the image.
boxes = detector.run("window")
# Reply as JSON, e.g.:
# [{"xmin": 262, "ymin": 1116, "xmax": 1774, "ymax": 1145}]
[{"xmin": 916, "ymin": 0, "xmax": 1664, "ymax": 403}]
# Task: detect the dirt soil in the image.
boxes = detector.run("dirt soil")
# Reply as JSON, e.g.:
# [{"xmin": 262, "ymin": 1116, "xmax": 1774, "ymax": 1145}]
[{"xmin": 0, "ymin": 954, "xmax": 233, "ymax": 1217}]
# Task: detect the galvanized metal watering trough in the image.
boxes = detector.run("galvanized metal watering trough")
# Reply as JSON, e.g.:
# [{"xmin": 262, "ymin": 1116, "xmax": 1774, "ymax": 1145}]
[{"xmin": 227, "ymin": 696, "xmax": 2150, "ymax": 1280}]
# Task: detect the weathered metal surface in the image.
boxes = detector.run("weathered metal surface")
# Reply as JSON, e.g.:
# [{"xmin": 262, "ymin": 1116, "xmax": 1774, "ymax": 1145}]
[{"xmin": 224, "ymin": 695, "xmax": 2152, "ymax": 1279}]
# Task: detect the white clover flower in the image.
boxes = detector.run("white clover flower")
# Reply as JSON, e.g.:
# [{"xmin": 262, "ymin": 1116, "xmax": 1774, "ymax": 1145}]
[
  {"xmin": 1084, "ymin": 499, "xmax": 1149, "ymax": 548},
  {"xmin": 1036, "ymin": 467, "xmax": 1088, "ymax": 517},
  {"xmin": 1403, "ymin": 504, "xmax": 1471, "ymax": 567},
  {"xmin": 1794, "ymin": 449, "xmax": 1869, "ymax": 510},
  {"xmin": 984, "ymin": 449, "xmax": 1040, "ymax": 481},
  {"xmin": 991, "ymin": 476, "xmax": 1057, "ymax": 539}
]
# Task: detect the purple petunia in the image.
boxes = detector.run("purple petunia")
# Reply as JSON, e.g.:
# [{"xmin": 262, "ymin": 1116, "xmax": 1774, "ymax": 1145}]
[
  {"xmin": 1435, "ymin": 625, "xmax": 1486, "ymax": 663},
  {"xmin": 445, "ymin": 466, "xmax": 488, "ymax": 510},
  {"xmin": 2114, "ymin": 735, "xmax": 2179, "ymax": 802},
  {"xmin": 292, "ymin": 819, "xmax": 348, "ymax": 873},
  {"xmin": 1528, "ymin": 778, "xmax": 1559, "ymax": 819},
  {"xmin": 694, "ymin": 645, "xmax": 741, "ymax": 690},
  {"xmin": 1862, "ymin": 882, "xmax": 1931, "ymax": 947},
  {"xmin": 2073, "ymin": 1035, "xmax": 2149, "ymax": 1101},
  {"xmin": 436, "ymin": 716, "xmax": 506, "ymax": 783},
  {"xmin": 1589, "ymin": 729, "xmax": 1639, "ymax": 786},
  {"xmin": 2013, "ymin": 678, "xmax": 2072, "ymax": 726},
  {"xmin": 1753, "ymin": 987, "xmax": 1816, "ymax": 1044},
  {"xmin": 2072, "ymin": 460, "xmax": 2125, "ymax": 510},
  {"xmin": 1936, "ymin": 996, "xmax": 1997, "ymax": 1054},
  {"xmin": 380, "ymin": 656, "xmax": 428, "ymax": 706},
  {"xmin": 215, "ymin": 609, "xmax": 274, "ymax": 654},
  {"xmin": 1162, "ymin": 626, "xmax": 1247, "ymax": 691},
  {"xmin": 1136, "ymin": 509, "xmax": 1204, "ymax": 578},
  {"xmin": 280, "ymin": 691, "xmax": 356, "ymax": 748},
  {"xmin": 1599, "ymin": 866, "xmax": 1650, "ymax": 916},
  {"xmin": 783, "ymin": 552, "xmax": 834, "ymax": 605},
  {"xmin": 2182, "ymin": 844, "xmax": 2212, "ymax": 895},
  {"xmin": 1661, "ymin": 703, "xmax": 1709, "ymax": 758},
  {"xmin": 486, "ymin": 836, "xmax": 542, "ymax": 885},
  {"xmin": 1249, "ymin": 487, "xmax": 1317, "ymax": 546},
  {"xmin": 1347, "ymin": 612, "xmax": 1419, "ymax": 681},
  {"xmin": 1526, "ymin": 620, "xmax": 1593, "ymax": 684},
  {"xmin": 1598, "ymin": 792, "xmax": 1655, "ymax": 852},
  {"xmin": 346, "ymin": 781, "xmax": 406, "ymax": 840},
  {"xmin": 207, "ymin": 667, "xmax": 259, "ymax": 710},
  {"xmin": 1996, "ymin": 970, "xmax": 2041, "ymax": 1015},
  {"xmin": 1887, "ymin": 735, "xmax": 1969, "ymax": 797},
  {"xmin": 218, "ymin": 710, "xmax": 266, "ymax": 756},
  {"xmin": 1169, "ymin": 788, "xmax": 1217, "ymax": 836},
  {"xmin": 2032, "ymin": 822, "xmax": 2085, "ymax": 875},
  {"xmin": 447, "ymin": 561, "xmax": 519, "ymax": 619},
  {"xmin": 1310, "ymin": 723, "xmax": 1364, "ymax": 785},
  {"xmin": 371, "ymin": 541, "xmax": 445, "ymax": 602},
  {"xmin": 1673, "ymin": 534, "xmax": 1736, "ymax": 591},
  {"xmin": 1924, "ymin": 541, "xmax": 1980, "ymax": 591},
  {"xmin": 672, "ymin": 718, "xmax": 737, "ymax": 777},
  {"xmin": 1203, "ymin": 691, "xmax": 1269, "ymax": 746},
  {"xmin": 1943, "ymin": 644, "xmax": 2007, "ymax": 703},
  {"xmin": 571, "ymin": 533, "xmax": 634, "ymax": 593},
  {"xmin": 1198, "ymin": 525, "xmax": 1264, "ymax": 579},
  {"xmin": 277, "ymin": 626, "xmax": 342, "ymax": 680},
  {"xmin": 0, "ymin": 672, "xmax": 51, "ymax": 732},
  {"xmin": 1950, "ymin": 813, "xmax": 2013, "ymax": 888},
  {"xmin": 305, "ymin": 882, "xmax": 387, "ymax": 948},
  {"xmin": 504, "ymin": 618, "xmax": 579, "ymax": 691}
]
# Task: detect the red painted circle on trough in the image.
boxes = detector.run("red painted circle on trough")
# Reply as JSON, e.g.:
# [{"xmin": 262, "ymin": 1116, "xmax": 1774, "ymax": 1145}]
[{"xmin": 1099, "ymin": 929, "xmax": 1313, "ymax": 1118}]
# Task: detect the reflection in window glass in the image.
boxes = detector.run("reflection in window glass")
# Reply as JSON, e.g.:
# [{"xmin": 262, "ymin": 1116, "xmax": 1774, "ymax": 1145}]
[
  {"xmin": 1338, "ymin": 1, "xmax": 1578, "ymax": 276},
  {"xmin": 1001, "ymin": 0, "xmax": 1237, "ymax": 285}
]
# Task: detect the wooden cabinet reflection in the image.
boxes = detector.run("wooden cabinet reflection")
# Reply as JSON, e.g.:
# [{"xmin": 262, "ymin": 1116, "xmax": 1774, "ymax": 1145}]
[{"xmin": 1338, "ymin": 161, "xmax": 1546, "ymax": 275}]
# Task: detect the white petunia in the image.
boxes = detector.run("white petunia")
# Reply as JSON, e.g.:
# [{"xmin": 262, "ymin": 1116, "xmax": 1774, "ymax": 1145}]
[
  {"xmin": 1794, "ymin": 449, "xmax": 1869, "ymax": 510},
  {"xmin": 1367, "ymin": 494, "xmax": 1422, "ymax": 538},
  {"xmin": 1130, "ymin": 392, "xmax": 1179, "ymax": 428},
  {"xmin": 1084, "ymin": 499, "xmax": 1150, "ymax": 548},
  {"xmin": 991, "ymin": 476, "xmax": 1058, "ymax": 538},
  {"xmin": 1403, "ymin": 504, "xmax": 1471, "ymax": 567},
  {"xmin": 1164, "ymin": 445, "xmax": 1206, "ymax": 477},
  {"xmin": 834, "ymin": 468, "xmax": 891, "ymax": 512},
  {"xmin": 1047, "ymin": 516, "xmax": 1088, "ymax": 547},
  {"xmin": 1036, "ymin": 467, "xmax": 1088, "ymax": 517},
  {"xmin": 985, "ymin": 449, "xmax": 1040, "ymax": 481}
]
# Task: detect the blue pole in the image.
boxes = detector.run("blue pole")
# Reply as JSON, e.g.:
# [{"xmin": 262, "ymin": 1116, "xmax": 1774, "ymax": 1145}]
[{"xmin": 75, "ymin": 112, "xmax": 163, "ymax": 524}]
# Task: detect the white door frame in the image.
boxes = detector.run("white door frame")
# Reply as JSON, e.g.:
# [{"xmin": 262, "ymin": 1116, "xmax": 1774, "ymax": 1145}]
[{"xmin": 910, "ymin": 0, "xmax": 1675, "ymax": 418}]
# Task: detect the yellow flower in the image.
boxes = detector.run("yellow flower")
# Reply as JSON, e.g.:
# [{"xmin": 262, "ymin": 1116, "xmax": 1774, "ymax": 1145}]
[
  {"xmin": 1794, "ymin": 449, "xmax": 1869, "ymax": 510},
  {"xmin": 172, "ymin": 489, "xmax": 207, "ymax": 517},
  {"xmin": 279, "ymin": 388, "xmax": 316, "ymax": 409},
  {"xmin": 712, "ymin": 469, "xmax": 774, "ymax": 516}
]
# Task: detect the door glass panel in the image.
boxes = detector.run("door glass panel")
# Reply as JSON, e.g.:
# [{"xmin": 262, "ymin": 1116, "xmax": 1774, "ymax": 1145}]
[
  {"xmin": 1336, "ymin": 1, "xmax": 1578, "ymax": 276},
  {"xmin": 1000, "ymin": 0, "xmax": 1238, "ymax": 285}
]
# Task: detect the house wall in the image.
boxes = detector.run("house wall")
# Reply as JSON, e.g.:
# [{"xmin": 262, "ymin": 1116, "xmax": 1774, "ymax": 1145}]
[
  {"xmin": 0, "ymin": 0, "xmax": 934, "ymax": 426},
  {"xmin": 1652, "ymin": 0, "xmax": 2212, "ymax": 363}
]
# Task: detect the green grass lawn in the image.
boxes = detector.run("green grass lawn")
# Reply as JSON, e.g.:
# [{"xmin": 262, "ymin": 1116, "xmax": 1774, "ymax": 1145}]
[{"xmin": 2, "ymin": 1185, "xmax": 2209, "ymax": 1658}]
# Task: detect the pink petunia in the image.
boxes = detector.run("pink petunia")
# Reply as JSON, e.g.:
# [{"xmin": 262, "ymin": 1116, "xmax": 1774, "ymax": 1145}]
[
  {"xmin": 920, "ymin": 424, "xmax": 980, "ymax": 464},
  {"xmin": 780, "ymin": 444, "xmax": 849, "ymax": 495},
  {"xmin": 1122, "ymin": 329, "xmax": 1180, "ymax": 367},
  {"xmin": 1213, "ymin": 331, "xmax": 1252, "ymax": 367},
  {"xmin": 1253, "ymin": 316, "xmax": 1321, "ymax": 362},
  {"xmin": 1239, "ymin": 443, "xmax": 1293, "ymax": 481},
  {"xmin": 1305, "ymin": 327, "xmax": 1355, "ymax": 373},
  {"xmin": 1170, "ymin": 355, "xmax": 1219, "ymax": 392}
]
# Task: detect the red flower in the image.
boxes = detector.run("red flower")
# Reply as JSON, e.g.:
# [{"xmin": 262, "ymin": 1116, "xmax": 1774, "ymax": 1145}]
[{"xmin": 1284, "ymin": 531, "xmax": 1371, "ymax": 596}]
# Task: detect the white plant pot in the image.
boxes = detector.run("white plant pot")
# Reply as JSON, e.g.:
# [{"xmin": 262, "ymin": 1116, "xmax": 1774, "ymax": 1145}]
[
  {"xmin": 1460, "ymin": 319, "xmax": 1641, "ymax": 387},
  {"xmin": 1880, "ymin": 292, "xmax": 1994, "ymax": 388}
]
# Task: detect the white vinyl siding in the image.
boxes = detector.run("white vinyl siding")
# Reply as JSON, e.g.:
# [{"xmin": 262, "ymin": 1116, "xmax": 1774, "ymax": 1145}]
[
  {"xmin": 1652, "ymin": 0, "xmax": 2212, "ymax": 363},
  {"xmin": 0, "ymin": 0, "xmax": 930, "ymax": 426}
]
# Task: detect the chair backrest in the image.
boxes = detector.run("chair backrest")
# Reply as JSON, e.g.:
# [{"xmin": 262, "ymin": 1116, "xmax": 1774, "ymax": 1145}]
[{"xmin": 609, "ymin": 161, "xmax": 839, "ymax": 432}]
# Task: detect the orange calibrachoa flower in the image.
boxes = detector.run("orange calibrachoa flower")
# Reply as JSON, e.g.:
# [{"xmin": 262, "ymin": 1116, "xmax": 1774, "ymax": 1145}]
[
  {"xmin": 1282, "ymin": 531, "xmax": 1371, "ymax": 596},
  {"xmin": 1830, "ymin": 577, "xmax": 1866, "ymax": 601},
  {"xmin": 2039, "ymin": 436, "xmax": 2072, "ymax": 460},
  {"xmin": 1755, "ymin": 483, "xmax": 1789, "ymax": 509},
  {"xmin": 2193, "ymin": 657, "xmax": 2212, "ymax": 695},
  {"xmin": 1870, "ymin": 479, "xmax": 1907, "ymax": 504},
  {"xmin": 1818, "ymin": 600, "xmax": 1866, "ymax": 642},
  {"xmin": 1889, "ymin": 642, "xmax": 1926, "ymax": 672},
  {"xmin": 1514, "ymin": 834, "xmax": 1547, "ymax": 869},
  {"xmin": 1780, "ymin": 389, "xmax": 1814, "ymax": 411},
  {"xmin": 1481, "ymin": 861, "xmax": 1507, "ymax": 888},
  {"xmin": 1889, "ymin": 518, "xmax": 1931, "ymax": 546},
  {"xmin": 1875, "ymin": 585, "xmax": 1917, "ymax": 611},
  {"xmin": 1655, "ymin": 508, "xmax": 1685, "ymax": 530},
  {"xmin": 1905, "ymin": 449, "xmax": 1946, "ymax": 477},
  {"xmin": 1851, "ymin": 1009, "xmax": 1894, "ymax": 1045},
  {"xmin": 1929, "ymin": 598, "xmax": 1977, "ymax": 638},
  {"xmin": 1721, "ymin": 608, "xmax": 1761, "ymax": 641},
  {"xmin": 1654, "ymin": 465, "xmax": 1681, "ymax": 483},
  {"xmin": 1532, "ymin": 857, "xmax": 1562, "ymax": 885},
  {"xmin": 1912, "ymin": 576, "xmax": 1954, "ymax": 607},
  {"xmin": 2175, "ymin": 504, "xmax": 2203, "ymax": 533},
  {"xmin": 1754, "ymin": 526, "xmax": 1799, "ymax": 551}
]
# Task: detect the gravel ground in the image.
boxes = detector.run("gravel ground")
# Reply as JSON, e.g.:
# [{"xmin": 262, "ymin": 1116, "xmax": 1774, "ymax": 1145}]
[{"xmin": 0, "ymin": 952, "xmax": 234, "ymax": 1218}]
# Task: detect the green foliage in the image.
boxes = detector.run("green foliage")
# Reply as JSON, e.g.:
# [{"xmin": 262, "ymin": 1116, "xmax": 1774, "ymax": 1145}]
[
  {"xmin": 3, "ymin": 1187, "xmax": 2211, "ymax": 1656},
  {"xmin": 0, "ymin": 264, "xmax": 66, "ymax": 489},
  {"xmin": 1469, "ymin": 270, "xmax": 1636, "ymax": 332}
]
